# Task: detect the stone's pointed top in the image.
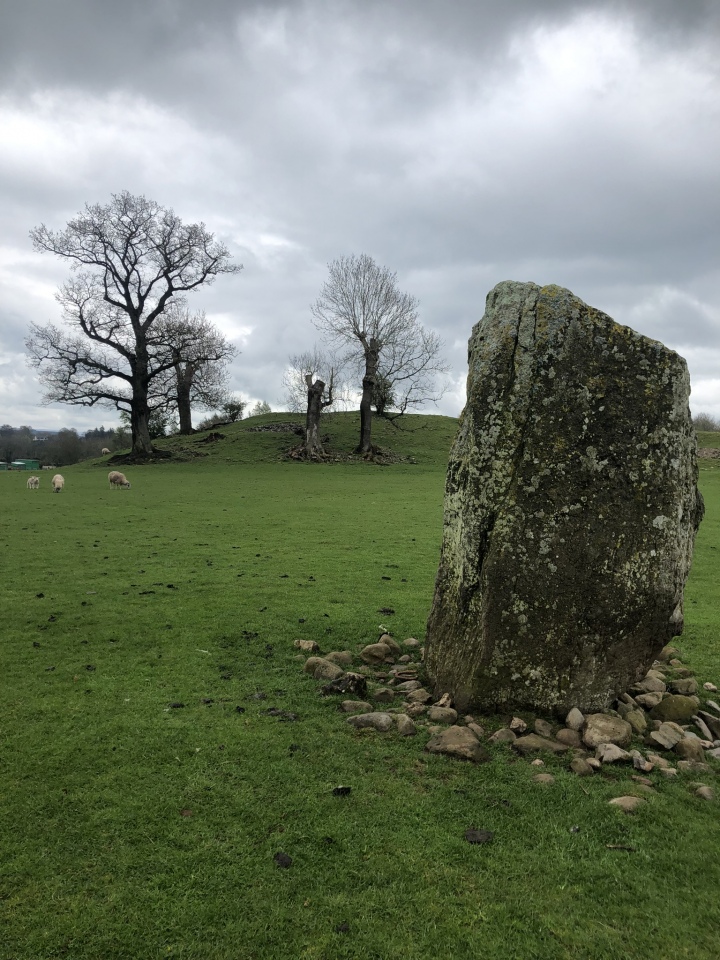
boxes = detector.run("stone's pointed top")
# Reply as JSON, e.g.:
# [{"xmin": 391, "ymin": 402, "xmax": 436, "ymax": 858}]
[{"xmin": 426, "ymin": 282, "xmax": 703, "ymax": 715}]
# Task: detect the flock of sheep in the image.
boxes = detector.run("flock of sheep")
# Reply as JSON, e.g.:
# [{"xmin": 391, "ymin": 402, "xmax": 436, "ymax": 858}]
[{"xmin": 25, "ymin": 470, "xmax": 131, "ymax": 491}]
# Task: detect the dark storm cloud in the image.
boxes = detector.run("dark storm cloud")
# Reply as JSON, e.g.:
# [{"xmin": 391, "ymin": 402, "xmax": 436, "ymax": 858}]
[{"xmin": 1, "ymin": 0, "xmax": 719, "ymax": 427}]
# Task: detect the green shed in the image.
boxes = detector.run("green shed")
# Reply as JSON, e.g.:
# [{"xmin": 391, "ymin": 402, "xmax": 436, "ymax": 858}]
[
  {"xmin": 11, "ymin": 460, "xmax": 40, "ymax": 470},
  {"xmin": 0, "ymin": 462, "xmax": 8, "ymax": 471}
]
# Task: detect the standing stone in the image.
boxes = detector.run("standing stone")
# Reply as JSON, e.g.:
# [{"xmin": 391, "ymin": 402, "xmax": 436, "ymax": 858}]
[{"xmin": 425, "ymin": 281, "xmax": 703, "ymax": 714}]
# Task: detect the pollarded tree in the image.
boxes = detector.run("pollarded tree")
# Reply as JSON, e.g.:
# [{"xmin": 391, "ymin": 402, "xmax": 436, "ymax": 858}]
[
  {"xmin": 25, "ymin": 191, "xmax": 242, "ymax": 457},
  {"xmin": 311, "ymin": 254, "xmax": 448, "ymax": 454},
  {"xmin": 150, "ymin": 305, "xmax": 237, "ymax": 435},
  {"xmin": 281, "ymin": 347, "xmax": 350, "ymax": 414}
]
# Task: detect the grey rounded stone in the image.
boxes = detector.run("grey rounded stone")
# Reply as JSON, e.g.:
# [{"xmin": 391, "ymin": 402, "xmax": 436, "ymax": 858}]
[
  {"xmin": 583, "ymin": 714, "xmax": 633, "ymax": 749},
  {"xmin": 534, "ymin": 719, "xmax": 554, "ymax": 738},
  {"xmin": 625, "ymin": 710, "xmax": 648, "ymax": 736},
  {"xmin": 570, "ymin": 758, "xmax": 595, "ymax": 776},
  {"xmin": 555, "ymin": 728, "xmax": 581, "ymax": 748},
  {"xmin": 565, "ymin": 708, "xmax": 585, "ymax": 731},
  {"xmin": 340, "ymin": 700, "xmax": 373, "ymax": 713},
  {"xmin": 427, "ymin": 706, "xmax": 458, "ymax": 724},
  {"xmin": 595, "ymin": 743, "xmax": 632, "ymax": 764},
  {"xmin": 379, "ymin": 634, "xmax": 402, "ymax": 656},
  {"xmin": 425, "ymin": 725, "xmax": 490, "ymax": 762},
  {"xmin": 668, "ymin": 678, "xmax": 699, "ymax": 696},
  {"xmin": 346, "ymin": 712, "xmax": 394, "ymax": 732},
  {"xmin": 324, "ymin": 650, "xmax": 354, "ymax": 666},
  {"xmin": 372, "ymin": 687, "xmax": 395, "ymax": 704},
  {"xmin": 674, "ymin": 738, "xmax": 706, "ymax": 763},
  {"xmin": 360, "ymin": 643, "xmax": 392, "ymax": 665},
  {"xmin": 489, "ymin": 728, "xmax": 517, "ymax": 744},
  {"xmin": 395, "ymin": 714, "xmax": 417, "ymax": 737},
  {"xmin": 395, "ymin": 680, "xmax": 423, "ymax": 693},
  {"xmin": 648, "ymin": 695, "xmax": 698, "ymax": 723},
  {"xmin": 608, "ymin": 796, "xmax": 645, "ymax": 813},
  {"xmin": 304, "ymin": 657, "xmax": 345, "ymax": 681},
  {"xmin": 406, "ymin": 688, "xmax": 432, "ymax": 704}
]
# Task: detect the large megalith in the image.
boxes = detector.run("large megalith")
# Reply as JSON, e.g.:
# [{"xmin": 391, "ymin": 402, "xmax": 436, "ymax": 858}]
[{"xmin": 425, "ymin": 281, "xmax": 704, "ymax": 715}]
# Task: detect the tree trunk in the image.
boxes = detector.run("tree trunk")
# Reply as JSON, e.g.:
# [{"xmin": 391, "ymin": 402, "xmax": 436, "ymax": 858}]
[
  {"xmin": 176, "ymin": 363, "xmax": 194, "ymax": 435},
  {"xmin": 304, "ymin": 377, "xmax": 327, "ymax": 458},
  {"xmin": 357, "ymin": 337, "xmax": 380, "ymax": 454},
  {"xmin": 130, "ymin": 352, "xmax": 155, "ymax": 456}
]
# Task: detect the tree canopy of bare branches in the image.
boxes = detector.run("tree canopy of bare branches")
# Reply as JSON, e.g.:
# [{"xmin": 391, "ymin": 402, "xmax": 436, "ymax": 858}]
[
  {"xmin": 150, "ymin": 305, "xmax": 237, "ymax": 434},
  {"xmin": 25, "ymin": 191, "xmax": 242, "ymax": 456},
  {"xmin": 311, "ymin": 253, "xmax": 448, "ymax": 453}
]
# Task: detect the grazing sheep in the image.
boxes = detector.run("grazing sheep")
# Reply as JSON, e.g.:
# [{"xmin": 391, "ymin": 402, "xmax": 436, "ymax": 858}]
[
  {"xmin": 51, "ymin": 474, "xmax": 64, "ymax": 493},
  {"xmin": 108, "ymin": 470, "xmax": 131, "ymax": 489},
  {"xmin": 101, "ymin": 447, "xmax": 111, "ymax": 455},
  {"xmin": 27, "ymin": 476, "xmax": 40, "ymax": 489}
]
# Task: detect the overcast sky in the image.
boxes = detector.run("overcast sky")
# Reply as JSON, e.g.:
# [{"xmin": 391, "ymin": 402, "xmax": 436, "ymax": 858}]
[{"xmin": 1, "ymin": 0, "xmax": 719, "ymax": 432}]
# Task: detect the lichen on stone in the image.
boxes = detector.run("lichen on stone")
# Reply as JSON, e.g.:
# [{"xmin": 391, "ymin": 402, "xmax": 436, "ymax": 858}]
[{"xmin": 425, "ymin": 281, "xmax": 704, "ymax": 715}]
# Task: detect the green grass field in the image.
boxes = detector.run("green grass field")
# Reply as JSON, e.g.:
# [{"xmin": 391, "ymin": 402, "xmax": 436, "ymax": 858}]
[{"xmin": 1, "ymin": 413, "xmax": 719, "ymax": 960}]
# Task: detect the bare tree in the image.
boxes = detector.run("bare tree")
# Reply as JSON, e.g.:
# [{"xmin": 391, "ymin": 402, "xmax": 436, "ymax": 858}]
[
  {"xmin": 25, "ymin": 191, "xmax": 241, "ymax": 457},
  {"xmin": 281, "ymin": 347, "xmax": 351, "ymax": 413},
  {"xmin": 151, "ymin": 305, "xmax": 237, "ymax": 434},
  {"xmin": 311, "ymin": 254, "xmax": 448, "ymax": 454}
]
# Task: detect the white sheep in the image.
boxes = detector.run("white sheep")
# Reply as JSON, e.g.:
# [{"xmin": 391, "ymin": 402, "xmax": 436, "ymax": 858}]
[
  {"xmin": 52, "ymin": 474, "xmax": 65, "ymax": 493},
  {"xmin": 26, "ymin": 476, "xmax": 40, "ymax": 489},
  {"xmin": 108, "ymin": 470, "xmax": 131, "ymax": 489},
  {"xmin": 101, "ymin": 447, "xmax": 111, "ymax": 455}
]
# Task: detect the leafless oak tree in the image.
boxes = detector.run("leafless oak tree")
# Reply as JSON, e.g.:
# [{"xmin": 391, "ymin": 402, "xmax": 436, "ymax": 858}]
[
  {"xmin": 311, "ymin": 254, "xmax": 448, "ymax": 454},
  {"xmin": 25, "ymin": 191, "xmax": 241, "ymax": 457}
]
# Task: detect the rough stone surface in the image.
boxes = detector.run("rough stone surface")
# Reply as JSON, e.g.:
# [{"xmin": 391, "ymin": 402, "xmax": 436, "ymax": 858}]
[
  {"xmin": 467, "ymin": 722, "xmax": 485, "ymax": 739},
  {"xmin": 635, "ymin": 692, "xmax": 664, "ymax": 710},
  {"xmin": 372, "ymin": 687, "xmax": 395, "ymax": 704},
  {"xmin": 340, "ymin": 700, "xmax": 373, "ymax": 713},
  {"xmin": 565, "ymin": 708, "xmax": 585, "ymax": 731},
  {"xmin": 647, "ymin": 721, "xmax": 685, "ymax": 750},
  {"xmin": 360, "ymin": 643, "xmax": 392, "ymax": 665},
  {"xmin": 305, "ymin": 657, "xmax": 345, "ymax": 681},
  {"xmin": 697, "ymin": 711, "xmax": 720, "ymax": 740},
  {"xmin": 609, "ymin": 796, "xmax": 646, "ymax": 813},
  {"xmin": 424, "ymin": 281, "xmax": 703, "ymax": 714},
  {"xmin": 395, "ymin": 714, "xmax": 417, "ymax": 737},
  {"xmin": 674, "ymin": 738, "xmax": 706, "ymax": 762},
  {"xmin": 405, "ymin": 702, "xmax": 427, "ymax": 718},
  {"xmin": 649, "ymin": 695, "xmax": 698, "ymax": 723},
  {"xmin": 346, "ymin": 712, "xmax": 394, "ymax": 732},
  {"xmin": 489, "ymin": 728, "xmax": 517, "ymax": 744},
  {"xmin": 425, "ymin": 726, "xmax": 490, "ymax": 762},
  {"xmin": 379, "ymin": 634, "xmax": 402, "ymax": 656},
  {"xmin": 532, "ymin": 773, "xmax": 555, "ymax": 784},
  {"xmin": 395, "ymin": 680, "xmax": 423, "ymax": 693},
  {"xmin": 595, "ymin": 743, "xmax": 632, "ymax": 764},
  {"xmin": 509, "ymin": 717, "xmax": 528, "ymax": 734},
  {"xmin": 583, "ymin": 715, "xmax": 633, "ymax": 749},
  {"xmin": 668, "ymin": 678, "xmax": 698, "ymax": 696},
  {"xmin": 324, "ymin": 650, "xmax": 354, "ymax": 666},
  {"xmin": 294, "ymin": 639, "xmax": 319, "ymax": 653},
  {"xmin": 570, "ymin": 757, "xmax": 595, "ymax": 776},
  {"xmin": 695, "ymin": 786, "xmax": 715, "ymax": 801},
  {"xmin": 406, "ymin": 688, "xmax": 433, "ymax": 705},
  {"xmin": 512, "ymin": 734, "xmax": 568, "ymax": 756},
  {"xmin": 555, "ymin": 728, "xmax": 582, "ymax": 748},
  {"xmin": 625, "ymin": 710, "xmax": 648, "ymax": 736},
  {"xmin": 427, "ymin": 706, "xmax": 458, "ymax": 724},
  {"xmin": 534, "ymin": 719, "xmax": 554, "ymax": 738}
]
